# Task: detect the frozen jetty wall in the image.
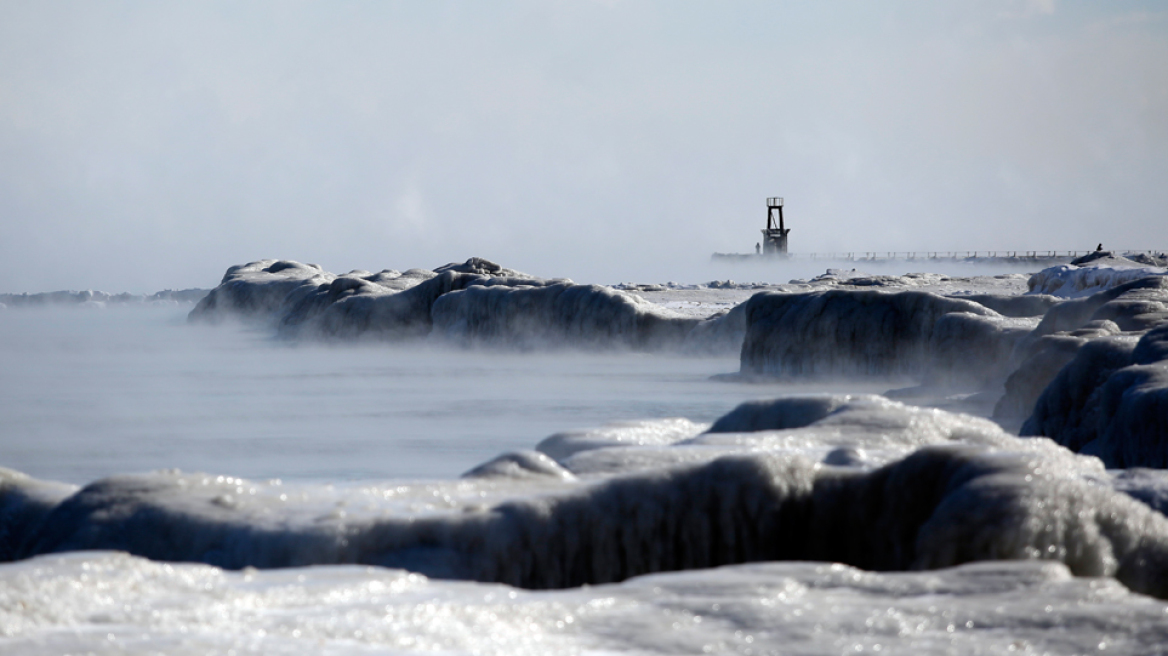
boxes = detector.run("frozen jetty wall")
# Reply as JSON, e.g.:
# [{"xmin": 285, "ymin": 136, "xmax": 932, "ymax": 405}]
[
  {"xmin": 185, "ymin": 256, "xmax": 1168, "ymax": 468},
  {"xmin": 188, "ymin": 258, "xmax": 707, "ymax": 351},
  {"xmin": 1022, "ymin": 323, "xmax": 1168, "ymax": 467},
  {"xmin": 431, "ymin": 283, "xmax": 699, "ymax": 350},
  {"xmin": 738, "ymin": 289, "xmax": 1003, "ymax": 378},
  {"xmin": 4, "ymin": 398, "xmax": 1168, "ymax": 598}
]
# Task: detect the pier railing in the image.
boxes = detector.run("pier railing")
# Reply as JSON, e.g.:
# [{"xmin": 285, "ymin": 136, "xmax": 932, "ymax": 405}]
[
  {"xmin": 796, "ymin": 251, "xmax": 1093, "ymax": 260},
  {"xmin": 712, "ymin": 250, "xmax": 1165, "ymax": 262}
]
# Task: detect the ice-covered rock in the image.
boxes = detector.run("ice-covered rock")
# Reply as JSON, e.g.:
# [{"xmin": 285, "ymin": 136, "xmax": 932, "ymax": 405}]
[
  {"xmin": 1028, "ymin": 258, "xmax": 1168, "ymax": 298},
  {"xmin": 536, "ymin": 418, "xmax": 707, "ymax": 462},
  {"xmin": 188, "ymin": 258, "xmax": 742, "ymax": 352},
  {"xmin": 275, "ymin": 268, "xmax": 437, "ymax": 336},
  {"xmin": 7, "ymin": 398, "xmax": 1168, "ymax": 599},
  {"xmin": 1020, "ymin": 324, "xmax": 1168, "ymax": 468},
  {"xmin": 993, "ymin": 276, "xmax": 1168, "ymax": 421},
  {"xmin": 705, "ymin": 396, "xmax": 850, "ymax": 433},
  {"xmin": 953, "ymin": 293, "xmax": 1059, "ymax": 318},
  {"xmin": 188, "ymin": 259, "xmax": 333, "ymax": 323},
  {"xmin": 0, "ymin": 468, "xmax": 76, "ymax": 561},
  {"xmin": 433, "ymin": 257, "xmax": 535, "ymax": 279},
  {"xmin": 739, "ymin": 289, "xmax": 1001, "ymax": 380},
  {"xmin": 1026, "ymin": 275, "xmax": 1168, "ymax": 337},
  {"xmin": 462, "ymin": 451, "xmax": 576, "ymax": 481},
  {"xmin": 281, "ymin": 270, "xmax": 489, "ymax": 339},
  {"xmin": 993, "ymin": 321, "xmax": 1123, "ymax": 421},
  {"xmin": 925, "ymin": 312, "xmax": 1038, "ymax": 388},
  {"xmin": 430, "ymin": 282, "xmax": 698, "ymax": 351},
  {"xmin": 1093, "ymin": 364, "xmax": 1168, "ymax": 467},
  {"xmin": 1070, "ymin": 250, "xmax": 1168, "ymax": 268}
]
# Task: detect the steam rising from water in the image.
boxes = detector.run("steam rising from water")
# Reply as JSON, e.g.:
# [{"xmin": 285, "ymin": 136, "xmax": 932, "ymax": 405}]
[{"xmin": 0, "ymin": 305, "xmax": 893, "ymax": 484}]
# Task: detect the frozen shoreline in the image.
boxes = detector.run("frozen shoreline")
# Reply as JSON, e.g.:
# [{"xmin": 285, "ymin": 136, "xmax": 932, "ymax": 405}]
[{"xmin": 3, "ymin": 253, "xmax": 1168, "ymax": 653}]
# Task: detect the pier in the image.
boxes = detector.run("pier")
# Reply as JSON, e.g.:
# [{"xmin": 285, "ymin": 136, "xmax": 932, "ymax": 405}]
[{"xmin": 711, "ymin": 250, "xmax": 1167, "ymax": 264}]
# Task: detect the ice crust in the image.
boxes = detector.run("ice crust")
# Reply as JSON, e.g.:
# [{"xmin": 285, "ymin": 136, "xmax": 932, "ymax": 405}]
[
  {"xmin": 6, "ymin": 397, "xmax": 1168, "ymax": 601},
  {"xmin": 3, "ymin": 552, "xmax": 1166, "ymax": 655}
]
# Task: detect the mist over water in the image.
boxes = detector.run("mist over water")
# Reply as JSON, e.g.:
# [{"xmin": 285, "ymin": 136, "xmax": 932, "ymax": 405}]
[
  {"xmin": 0, "ymin": 304, "xmax": 892, "ymax": 484},
  {"xmin": 701, "ymin": 256, "xmax": 1059, "ymax": 286}
]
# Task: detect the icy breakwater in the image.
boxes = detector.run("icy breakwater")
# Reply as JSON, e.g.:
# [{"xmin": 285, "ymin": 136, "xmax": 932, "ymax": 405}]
[
  {"xmin": 189, "ymin": 258, "xmax": 705, "ymax": 351},
  {"xmin": 189, "ymin": 255, "xmax": 1168, "ymax": 468},
  {"xmin": 5, "ymin": 396, "xmax": 1168, "ymax": 600}
]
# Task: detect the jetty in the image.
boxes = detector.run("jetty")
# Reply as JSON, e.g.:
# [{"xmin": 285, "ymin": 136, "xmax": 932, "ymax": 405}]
[{"xmin": 714, "ymin": 197, "xmax": 1163, "ymax": 266}]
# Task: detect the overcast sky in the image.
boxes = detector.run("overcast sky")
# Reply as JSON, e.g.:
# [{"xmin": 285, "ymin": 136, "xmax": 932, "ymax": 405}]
[{"xmin": 1, "ymin": 1, "xmax": 1165, "ymax": 292}]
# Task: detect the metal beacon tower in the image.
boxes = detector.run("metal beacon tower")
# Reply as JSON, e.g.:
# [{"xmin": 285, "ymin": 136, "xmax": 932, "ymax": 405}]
[{"xmin": 761, "ymin": 196, "xmax": 790, "ymax": 256}]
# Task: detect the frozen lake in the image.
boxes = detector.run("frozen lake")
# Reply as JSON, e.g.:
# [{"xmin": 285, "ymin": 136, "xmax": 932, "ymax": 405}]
[{"xmin": 0, "ymin": 305, "xmax": 892, "ymax": 484}]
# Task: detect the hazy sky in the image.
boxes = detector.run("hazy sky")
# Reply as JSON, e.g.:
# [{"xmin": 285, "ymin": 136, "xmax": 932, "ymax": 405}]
[{"xmin": 1, "ymin": 1, "xmax": 1165, "ymax": 292}]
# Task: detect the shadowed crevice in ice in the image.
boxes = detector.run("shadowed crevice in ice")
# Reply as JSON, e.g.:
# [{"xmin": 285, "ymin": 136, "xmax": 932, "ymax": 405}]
[{"xmin": 4, "ymin": 399, "xmax": 1168, "ymax": 599}]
